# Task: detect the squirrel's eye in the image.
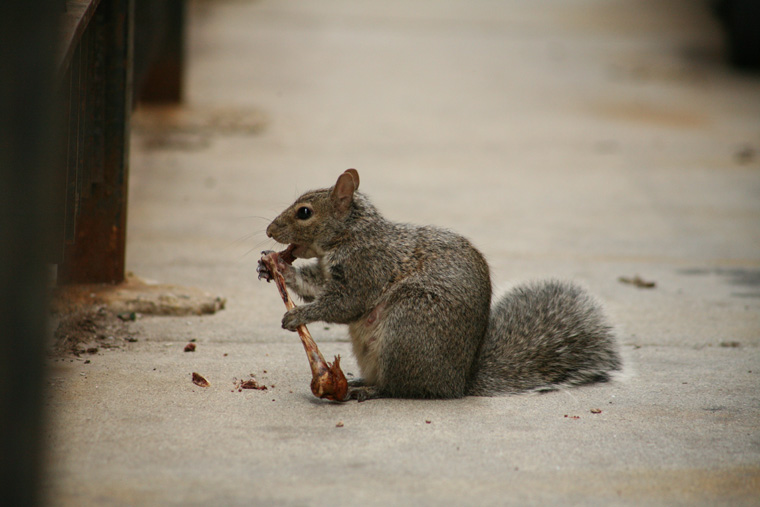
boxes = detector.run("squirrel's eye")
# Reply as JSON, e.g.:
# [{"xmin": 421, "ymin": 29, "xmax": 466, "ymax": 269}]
[{"xmin": 296, "ymin": 207, "xmax": 312, "ymax": 220}]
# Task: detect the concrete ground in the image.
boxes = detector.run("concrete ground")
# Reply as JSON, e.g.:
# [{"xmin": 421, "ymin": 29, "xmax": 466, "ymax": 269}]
[{"xmin": 45, "ymin": 0, "xmax": 760, "ymax": 505}]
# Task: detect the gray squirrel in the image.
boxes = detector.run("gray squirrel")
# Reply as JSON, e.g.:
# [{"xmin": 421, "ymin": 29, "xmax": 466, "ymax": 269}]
[{"xmin": 258, "ymin": 169, "xmax": 621, "ymax": 401}]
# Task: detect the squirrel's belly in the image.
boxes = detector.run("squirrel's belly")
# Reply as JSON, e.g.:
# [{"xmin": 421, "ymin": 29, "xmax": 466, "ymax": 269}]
[{"xmin": 347, "ymin": 303, "xmax": 386, "ymax": 384}]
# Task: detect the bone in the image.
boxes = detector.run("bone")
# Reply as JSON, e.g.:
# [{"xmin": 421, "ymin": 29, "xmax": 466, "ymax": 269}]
[{"xmin": 260, "ymin": 250, "xmax": 348, "ymax": 402}]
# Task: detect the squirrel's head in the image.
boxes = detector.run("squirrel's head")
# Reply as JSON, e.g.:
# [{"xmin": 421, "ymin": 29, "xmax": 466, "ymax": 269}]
[{"xmin": 266, "ymin": 169, "xmax": 360, "ymax": 259}]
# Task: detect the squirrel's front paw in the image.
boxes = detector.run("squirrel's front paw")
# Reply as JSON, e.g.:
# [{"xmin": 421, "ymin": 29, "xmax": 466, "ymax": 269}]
[
  {"xmin": 258, "ymin": 250, "xmax": 293, "ymax": 283},
  {"xmin": 281, "ymin": 308, "xmax": 305, "ymax": 331},
  {"xmin": 257, "ymin": 251, "xmax": 276, "ymax": 282}
]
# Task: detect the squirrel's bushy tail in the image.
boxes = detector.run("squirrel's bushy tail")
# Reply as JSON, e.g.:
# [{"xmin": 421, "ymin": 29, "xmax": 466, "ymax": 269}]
[{"xmin": 466, "ymin": 280, "xmax": 621, "ymax": 396}]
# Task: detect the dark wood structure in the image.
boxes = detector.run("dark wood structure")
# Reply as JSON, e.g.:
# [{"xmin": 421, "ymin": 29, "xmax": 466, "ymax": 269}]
[{"xmin": 57, "ymin": 0, "xmax": 185, "ymax": 285}]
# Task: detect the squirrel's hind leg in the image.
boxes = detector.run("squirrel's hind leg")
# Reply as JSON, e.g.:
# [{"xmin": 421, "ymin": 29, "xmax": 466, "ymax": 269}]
[{"xmin": 373, "ymin": 290, "xmax": 482, "ymax": 399}]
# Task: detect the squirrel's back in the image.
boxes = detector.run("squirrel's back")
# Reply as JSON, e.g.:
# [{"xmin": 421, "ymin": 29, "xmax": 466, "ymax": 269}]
[{"xmin": 466, "ymin": 280, "xmax": 621, "ymax": 396}]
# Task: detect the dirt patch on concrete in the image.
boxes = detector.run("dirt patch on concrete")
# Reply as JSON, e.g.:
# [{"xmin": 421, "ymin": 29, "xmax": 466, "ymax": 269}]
[
  {"xmin": 592, "ymin": 100, "xmax": 709, "ymax": 129},
  {"xmin": 52, "ymin": 307, "xmax": 138, "ymax": 356},
  {"xmin": 53, "ymin": 273, "xmax": 226, "ymax": 317},
  {"xmin": 52, "ymin": 273, "xmax": 226, "ymax": 355},
  {"xmin": 131, "ymin": 104, "xmax": 267, "ymax": 151}
]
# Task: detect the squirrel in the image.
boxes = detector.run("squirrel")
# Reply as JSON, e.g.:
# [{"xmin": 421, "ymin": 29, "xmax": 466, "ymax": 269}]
[{"xmin": 258, "ymin": 169, "xmax": 621, "ymax": 401}]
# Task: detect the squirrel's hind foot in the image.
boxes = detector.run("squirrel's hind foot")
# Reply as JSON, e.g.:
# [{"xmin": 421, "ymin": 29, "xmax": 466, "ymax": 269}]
[{"xmin": 347, "ymin": 384, "xmax": 384, "ymax": 402}]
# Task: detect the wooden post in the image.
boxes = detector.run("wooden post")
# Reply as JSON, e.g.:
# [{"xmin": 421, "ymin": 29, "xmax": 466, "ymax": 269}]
[
  {"xmin": 58, "ymin": 0, "xmax": 134, "ymax": 284},
  {"xmin": 136, "ymin": 0, "xmax": 185, "ymax": 103}
]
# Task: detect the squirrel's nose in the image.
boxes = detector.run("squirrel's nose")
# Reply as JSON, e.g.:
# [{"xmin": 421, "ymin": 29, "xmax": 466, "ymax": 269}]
[{"xmin": 265, "ymin": 224, "xmax": 273, "ymax": 238}]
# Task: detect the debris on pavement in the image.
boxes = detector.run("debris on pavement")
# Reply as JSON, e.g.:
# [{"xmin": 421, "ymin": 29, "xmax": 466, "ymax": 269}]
[
  {"xmin": 192, "ymin": 372, "xmax": 210, "ymax": 387},
  {"xmin": 618, "ymin": 275, "xmax": 656, "ymax": 289},
  {"xmin": 233, "ymin": 375, "xmax": 268, "ymax": 391}
]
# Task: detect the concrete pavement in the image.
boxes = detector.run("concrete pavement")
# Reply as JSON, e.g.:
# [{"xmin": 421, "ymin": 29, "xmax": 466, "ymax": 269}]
[{"xmin": 45, "ymin": 1, "xmax": 760, "ymax": 505}]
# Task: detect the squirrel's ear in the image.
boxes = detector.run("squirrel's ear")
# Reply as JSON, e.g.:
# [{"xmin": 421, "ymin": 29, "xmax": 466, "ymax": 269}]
[
  {"xmin": 331, "ymin": 169, "xmax": 359, "ymax": 213},
  {"xmin": 344, "ymin": 168, "xmax": 360, "ymax": 189}
]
